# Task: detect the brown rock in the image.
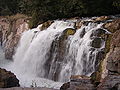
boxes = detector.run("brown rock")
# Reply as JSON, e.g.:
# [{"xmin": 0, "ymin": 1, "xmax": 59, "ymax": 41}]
[
  {"xmin": 107, "ymin": 48, "xmax": 120, "ymax": 74},
  {"xmin": 111, "ymin": 30, "xmax": 120, "ymax": 48},
  {"xmin": 0, "ymin": 15, "xmax": 29, "ymax": 60},
  {"xmin": 103, "ymin": 19, "xmax": 120, "ymax": 33},
  {"xmin": 94, "ymin": 16, "xmax": 110, "ymax": 22},
  {"xmin": 105, "ymin": 29, "xmax": 120, "ymax": 74},
  {"xmin": 40, "ymin": 20, "xmax": 54, "ymax": 31},
  {"xmin": 75, "ymin": 20, "xmax": 83, "ymax": 29},
  {"xmin": 60, "ymin": 75, "xmax": 95, "ymax": 90},
  {"xmin": 97, "ymin": 75, "xmax": 120, "ymax": 90},
  {"xmin": 91, "ymin": 38, "xmax": 102, "ymax": 48},
  {"xmin": 99, "ymin": 18, "xmax": 120, "ymax": 90},
  {"xmin": 0, "ymin": 68, "xmax": 20, "ymax": 88}
]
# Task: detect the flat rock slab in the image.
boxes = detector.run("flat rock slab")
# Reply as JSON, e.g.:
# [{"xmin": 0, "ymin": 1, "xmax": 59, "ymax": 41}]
[{"xmin": 0, "ymin": 87, "xmax": 58, "ymax": 90}]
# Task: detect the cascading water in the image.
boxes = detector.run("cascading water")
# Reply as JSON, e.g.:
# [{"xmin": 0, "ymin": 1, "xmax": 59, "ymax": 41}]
[
  {"xmin": 59, "ymin": 22, "xmax": 105, "ymax": 82},
  {"xmin": 0, "ymin": 19, "xmax": 109, "ymax": 89}
]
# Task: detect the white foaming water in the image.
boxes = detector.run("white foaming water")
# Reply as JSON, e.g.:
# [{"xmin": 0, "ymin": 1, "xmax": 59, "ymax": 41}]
[
  {"xmin": 59, "ymin": 23, "xmax": 105, "ymax": 82},
  {"xmin": 3, "ymin": 21, "xmax": 74, "ymax": 89},
  {"xmin": 0, "ymin": 20, "xmax": 106, "ymax": 89}
]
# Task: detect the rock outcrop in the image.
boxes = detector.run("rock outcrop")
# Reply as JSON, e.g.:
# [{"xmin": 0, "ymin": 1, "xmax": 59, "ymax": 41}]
[
  {"xmin": 98, "ymin": 18, "xmax": 120, "ymax": 90},
  {"xmin": 0, "ymin": 68, "xmax": 20, "ymax": 88},
  {"xmin": 60, "ymin": 75, "xmax": 95, "ymax": 90},
  {"xmin": 60, "ymin": 16, "xmax": 120, "ymax": 90},
  {"xmin": 0, "ymin": 14, "xmax": 29, "ymax": 59}
]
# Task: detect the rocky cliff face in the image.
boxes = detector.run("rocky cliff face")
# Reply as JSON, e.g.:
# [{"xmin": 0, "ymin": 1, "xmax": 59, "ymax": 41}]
[
  {"xmin": 60, "ymin": 16, "xmax": 120, "ymax": 90},
  {"xmin": 0, "ymin": 14, "xmax": 29, "ymax": 60},
  {"xmin": 97, "ymin": 18, "xmax": 120, "ymax": 90}
]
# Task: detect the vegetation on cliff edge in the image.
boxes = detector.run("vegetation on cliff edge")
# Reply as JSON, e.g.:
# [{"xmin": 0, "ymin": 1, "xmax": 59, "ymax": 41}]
[{"xmin": 0, "ymin": 0, "xmax": 120, "ymax": 28}]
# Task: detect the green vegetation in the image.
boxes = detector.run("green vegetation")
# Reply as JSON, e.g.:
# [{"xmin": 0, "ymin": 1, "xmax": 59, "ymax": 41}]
[{"xmin": 0, "ymin": 0, "xmax": 120, "ymax": 28}]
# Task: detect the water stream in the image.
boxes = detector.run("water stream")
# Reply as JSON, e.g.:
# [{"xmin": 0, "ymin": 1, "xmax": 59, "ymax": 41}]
[{"xmin": 0, "ymin": 19, "xmax": 107, "ymax": 89}]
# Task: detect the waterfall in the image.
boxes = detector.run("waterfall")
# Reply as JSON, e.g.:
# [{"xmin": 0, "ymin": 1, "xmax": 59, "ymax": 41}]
[
  {"xmin": 0, "ymin": 19, "xmax": 108, "ymax": 88},
  {"xmin": 59, "ymin": 23, "xmax": 105, "ymax": 82}
]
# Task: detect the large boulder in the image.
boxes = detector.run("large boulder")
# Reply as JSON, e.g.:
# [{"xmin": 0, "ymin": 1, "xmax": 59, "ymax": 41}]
[
  {"xmin": 0, "ymin": 68, "xmax": 20, "ymax": 88},
  {"xmin": 60, "ymin": 75, "xmax": 95, "ymax": 90}
]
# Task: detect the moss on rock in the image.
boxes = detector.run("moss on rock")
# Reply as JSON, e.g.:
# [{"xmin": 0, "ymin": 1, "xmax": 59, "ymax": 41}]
[
  {"xmin": 105, "ymin": 34, "xmax": 112, "ymax": 53},
  {"xmin": 91, "ymin": 60, "xmax": 104, "ymax": 86},
  {"xmin": 40, "ymin": 20, "xmax": 54, "ymax": 31},
  {"xmin": 63, "ymin": 28, "xmax": 76, "ymax": 38},
  {"xmin": 91, "ymin": 38, "xmax": 102, "ymax": 48}
]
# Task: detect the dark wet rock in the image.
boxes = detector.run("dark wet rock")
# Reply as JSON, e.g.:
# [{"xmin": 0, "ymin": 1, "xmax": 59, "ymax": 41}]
[
  {"xmin": 34, "ymin": 31, "xmax": 38, "ymax": 33},
  {"xmin": 0, "ymin": 68, "xmax": 20, "ymax": 88},
  {"xmin": 60, "ymin": 82, "xmax": 70, "ymax": 90},
  {"xmin": 60, "ymin": 75, "xmax": 95, "ymax": 90},
  {"xmin": 97, "ymin": 75, "xmax": 120, "ymax": 90},
  {"xmin": 91, "ymin": 38, "xmax": 102, "ymax": 48},
  {"xmin": 90, "ymin": 29, "xmax": 106, "ymax": 39},
  {"xmin": 91, "ymin": 71, "xmax": 101, "ymax": 87},
  {"xmin": 83, "ymin": 21, "xmax": 93, "ymax": 26},
  {"xmin": 111, "ymin": 83, "xmax": 120, "ymax": 90},
  {"xmin": 96, "ymin": 50, "xmax": 105, "ymax": 61},
  {"xmin": 80, "ymin": 28, "xmax": 86, "ymax": 38}
]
